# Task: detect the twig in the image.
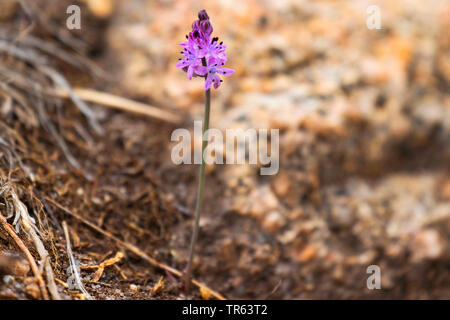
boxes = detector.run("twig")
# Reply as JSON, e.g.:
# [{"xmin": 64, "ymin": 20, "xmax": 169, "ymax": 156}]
[
  {"xmin": 81, "ymin": 251, "xmax": 124, "ymax": 282},
  {"xmin": 62, "ymin": 221, "xmax": 93, "ymax": 300},
  {"xmin": 263, "ymin": 279, "xmax": 282, "ymax": 299},
  {"xmin": 0, "ymin": 213, "xmax": 49, "ymax": 300},
  {"xmin": 51, "ymin": 87, "xmax": 182, "ymax": 124},
  {"xmin": 46, "ymin": 197, "xmax": 226, "ymax": 300}
]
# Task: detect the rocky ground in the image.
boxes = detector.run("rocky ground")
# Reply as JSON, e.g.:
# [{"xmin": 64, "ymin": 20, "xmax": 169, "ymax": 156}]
[{"xmin": 0, "ymin": 0, "xmax": 449, "ymax": 299}]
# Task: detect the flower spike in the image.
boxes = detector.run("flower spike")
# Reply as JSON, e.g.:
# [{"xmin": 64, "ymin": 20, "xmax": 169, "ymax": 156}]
[{"xmin": 176, "ymin": 9, "xmax": 234, "ymax": 90}]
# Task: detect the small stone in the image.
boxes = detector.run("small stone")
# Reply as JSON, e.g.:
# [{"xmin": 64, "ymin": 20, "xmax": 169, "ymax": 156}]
[
  {"xmin": 304, "ymin": 282, "xmax": 315, "ymax": 291},
  {"xmin": 273, "ymin": 173, "xmax": 291, "ymax": 197},
  {"xmin": 92, "ymin": 197, "xmax": 102, "ymax": 205},
  {"xmin": 0, "ymin": 0, "xmax": 18, "ymax": 21},
  {"xmin": 261, "ymin": 186, "xmax": 279, "ymax": 209},
  {"xmin": 386, "ymin": 244, "xmax": 403, "ymax": 258},
  {"xmin": 129, "ymin": 284, "xmax": 138, "ymax": 291},
  {"xmin": 381, "ymin": 268, "xmax": 395, "ymax": 289},
  {"xmin": 357, "ymin": 250, "xmax": 376, "ymax": 265},
  {"xmin": 248, "ymin": 185, "xmax": 279, "ymax": 218},
  {"xmin": 24, "ymin": 281, "xmax": 40, "ymax": 299},
  {"xmin": 3, "ymin": 275, "xmax": 14, "ymax": 284},
  {"xmin": 440, "ymin": 179, "xmax": 450, "ymax": 200},
  {"xmin": 298, "ymin": 245, "xmax": 317, "ymax": 263},
  {"xmin": 278, "ymin": 229, "xmax": 299, "ymax": 244},
  {"xmin": 0, "ymin": 251, "xmax": 30, "ymax": 277},
  {"xmin": 290, "ymin": 208, "xmax": 304, "ymax": 219},
  {"xmin": 0, "ymin": 288, "xmax": 18, "ymax": 299},
  {"xmin": 410, "ymin": 229, "xmax": 445, "ymax": 262},
  {"xmin": 262, "ymin": 211, "xmax": 285, "ymax": 232},
  {"xmin": 86, "ymin": 0, "xmax": 113, "ymax": 18},
  {"xmin": 332, "ymin": 265, "xmax": 345, "ymax": 283},
  {"xmin": 330, "ymin": 205, "xmax": 353, "ymax": 228},
  {"xmin": 388, "ymin": 115, "xmax": 410, "ymax": 138}
]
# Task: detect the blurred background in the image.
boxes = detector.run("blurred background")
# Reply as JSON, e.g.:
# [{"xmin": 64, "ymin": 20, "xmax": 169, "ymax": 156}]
[{"xmin": 0, "ymin": 0, "xmax": 449, "ymax": 299}]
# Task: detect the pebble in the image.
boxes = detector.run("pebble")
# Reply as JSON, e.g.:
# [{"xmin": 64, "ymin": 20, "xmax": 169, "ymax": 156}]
[
  {"xmin": 3, "ymin": 275, "xmax": 14, "ymax": 284},
  {"xmin": 410, "ymin": 229, "xmax": 445, "ymax": 262},
  {"xmin": 24, "ymin": 278, "xmax": 40, "ymax": 299},
  {"xmin": 129, "ymin": 284, "xmax": 138, "ymax": 291},
  {"xmin": 273, "ymin": 173, "xmax": 291, "ymax": 197},
  {"xmin": 298, "ymin": 245, "xmax": 317, "ymax": 263},
  {"xmin": 439, "ymin": 179, "xmax": 450, "ymax": 200},
  {"xmin": 0, "ymin": 251, "xmax": 30, "ymax": 277},
  {"xmin": 262, "ymin": 211, "xmax": 286, "ymax": 233}
]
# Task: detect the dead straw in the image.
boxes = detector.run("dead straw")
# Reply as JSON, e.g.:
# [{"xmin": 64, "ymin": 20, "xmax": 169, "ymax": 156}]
[
  {"xmin": 62, "ymin": 221, "xmax": 93, "ymax": 300},
  {"xmin": 51, "ymin": 87, "xmax": 182, "ymax": 124}
]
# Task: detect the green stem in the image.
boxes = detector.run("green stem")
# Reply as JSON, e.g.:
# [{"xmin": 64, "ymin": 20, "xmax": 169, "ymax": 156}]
[{"xmin": 184, "ymin": 88, "xmax": 210, "ymax": 293}]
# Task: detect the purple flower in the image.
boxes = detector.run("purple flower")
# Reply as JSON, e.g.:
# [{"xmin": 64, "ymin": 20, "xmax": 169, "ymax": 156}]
[
  {"xmin": 176, "ymin": 43, "xmax": 203, "ymax": 79},
  {"xmin": 195, "ymin": 57, "xmax": 235, "ymax": 90},
  {"xmin": 176, "ymin": 9, "xmax": 234, "ymax": 90}
]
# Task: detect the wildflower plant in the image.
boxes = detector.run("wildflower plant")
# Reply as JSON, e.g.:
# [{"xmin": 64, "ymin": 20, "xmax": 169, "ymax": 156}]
[{"xmin": 176, "ymin": 9, "xmax": 234, "ymax": 293}]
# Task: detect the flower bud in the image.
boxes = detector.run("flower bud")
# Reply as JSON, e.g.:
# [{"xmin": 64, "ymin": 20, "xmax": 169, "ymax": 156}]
[
  {"xmin": 198, "ymin": 9, "xmax": 209, "ymax": 21},
  {"xmin": 188, "ymin": 29, "xmax": 206, "ymax": 47},
  {"xmin": 200, "ymin": 20, "xmax": 213, "ymax": 36}
]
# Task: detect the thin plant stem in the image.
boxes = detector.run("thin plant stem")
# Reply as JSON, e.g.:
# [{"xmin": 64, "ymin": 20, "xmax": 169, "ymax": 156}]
[{"xmin": 184, "ymin": 88, "xmax": 211, "ymax": 293}]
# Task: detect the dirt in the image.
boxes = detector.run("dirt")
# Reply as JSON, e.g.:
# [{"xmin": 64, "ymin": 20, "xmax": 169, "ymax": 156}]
[{"xmin": 0, "ymin": 0, "xmax": 449, "ymax": 300}]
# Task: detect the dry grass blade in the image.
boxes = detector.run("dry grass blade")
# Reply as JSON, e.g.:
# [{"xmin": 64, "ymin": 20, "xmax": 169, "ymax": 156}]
[
  {"xmin": 19, "ymin": 0, "xmax": 86, "ymax": 52},
  {"xmin": 39, "ymin": 66, "xmax": 103, "ymax": 134},
  {"xmin": 0, "ymin": 122, "xmax": 34, "ymax": 179},
  {"xmin": 46, "ymin": 197, "xmax": 227, "ymax": 300},
  {"xmin": 34, "ymin": 93, "xmax": 80, "ymax": 170},
  {"xmin": 62, "ymin": 221, "xmax": 93, "ymax": 300},
  {"xmin": 9, "ymin": 190, "xmax": 61, "ymax": 300},
  {"xmin": 0, "ymin": 29, "xmax": 106, "ymax": 78},
  {"xmin": 0, "ymin": 39, "xmax": 47, "ymax": 65},
  {"xmin": 52, "ymin": 87, "xmax": 182, "ymax": 124},
  {"xmin": 0, "ymin": 40, "xmax": 103, "ymax": 134}
]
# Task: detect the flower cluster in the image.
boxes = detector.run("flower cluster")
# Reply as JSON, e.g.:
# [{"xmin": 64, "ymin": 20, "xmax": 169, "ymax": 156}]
[{"xmin": 176, "ymin": 10, "xmax": 234, "ymax": 91}]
